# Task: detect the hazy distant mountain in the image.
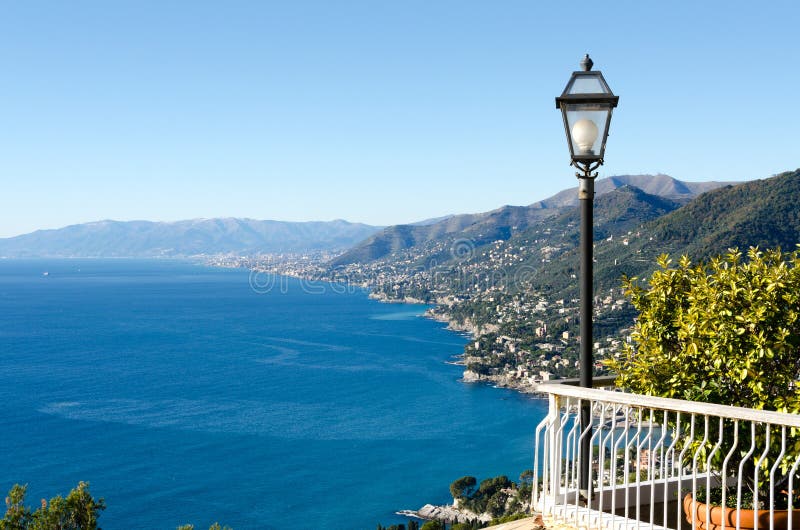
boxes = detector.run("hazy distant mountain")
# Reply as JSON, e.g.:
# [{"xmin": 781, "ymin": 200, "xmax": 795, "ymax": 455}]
[
  {"xmin": 331, "ymin": 205, "xmax": 553, "ymax": 266},
  {"xmin": 410, "ymin": 214, "xmax": 456, "ymax": 226},
  {"xmin": 552, "ymin": 184, "xmax": 684, "ymax": 240},
  {"xmin": 0, "ymin": 174, "xmax": 742, "ymax": 260},
  {"xmin": 529, "ymin": 174, "xmax": 736, "ymax": 210},
  {"xmin": 0, "ymin": 218, "xmax": 383, "ymax": 258},
  {"xmin": 333, "ymin": 174, "xmax": 734, "ymax": 266}
]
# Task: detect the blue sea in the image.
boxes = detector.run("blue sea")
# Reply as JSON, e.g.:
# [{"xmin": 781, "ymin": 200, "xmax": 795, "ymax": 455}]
[{"xmin": 0, "ymin": 259, "xmax": 547, "ymax": 529}]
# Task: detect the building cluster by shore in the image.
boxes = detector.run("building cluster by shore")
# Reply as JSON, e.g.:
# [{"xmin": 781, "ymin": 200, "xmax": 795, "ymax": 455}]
[{"xmin": 207, "ymin": 245, "xmax": 634, "ymax": 396}]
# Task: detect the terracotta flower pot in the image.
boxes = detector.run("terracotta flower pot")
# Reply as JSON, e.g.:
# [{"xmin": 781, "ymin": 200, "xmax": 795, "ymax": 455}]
[{"xmin": 684, "ymin": 493, "xmax": 800, "ymax": 530}]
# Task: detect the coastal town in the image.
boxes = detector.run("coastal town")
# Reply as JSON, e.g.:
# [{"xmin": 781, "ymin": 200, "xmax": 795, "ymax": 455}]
[{"xmin": 206, "ymin": 221, "xmax": 644, "ymax": 394}]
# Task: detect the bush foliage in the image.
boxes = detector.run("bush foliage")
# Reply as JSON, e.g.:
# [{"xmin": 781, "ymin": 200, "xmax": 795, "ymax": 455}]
[
  {"xmin": 609, "ymin": 247, "xmax": 800, "ymax": 412},
  {"xmin": 1, "ymin": 482, "xmax": 105, "ymax": 530},
  {"xmin": 1, "ymin": 483, "xmax": 229, "ymax": 530},
  {"xmin": 607, "ymin": 247, "xmax": 800, "ymax": 496}
]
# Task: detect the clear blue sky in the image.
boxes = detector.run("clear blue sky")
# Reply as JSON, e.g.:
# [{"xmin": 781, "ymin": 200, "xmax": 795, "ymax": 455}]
[{"xmin": 1, "ymin": 1, "xmax": 797, "ymax": 237}]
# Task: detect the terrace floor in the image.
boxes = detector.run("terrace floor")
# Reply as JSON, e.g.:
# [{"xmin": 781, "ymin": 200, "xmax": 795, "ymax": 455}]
[{"xmin": 487, "ymin": 514, "xmax": 581, "ymax": 530}]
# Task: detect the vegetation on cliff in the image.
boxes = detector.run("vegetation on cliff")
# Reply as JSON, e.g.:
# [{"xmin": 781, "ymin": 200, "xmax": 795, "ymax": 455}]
[
  {"xmin": 1, "ymin": 483, "xmax": 229, "ymax": 530},
  {"xmin": 378, "ymin": 471, "xmax": 534, "ymax": 529}
]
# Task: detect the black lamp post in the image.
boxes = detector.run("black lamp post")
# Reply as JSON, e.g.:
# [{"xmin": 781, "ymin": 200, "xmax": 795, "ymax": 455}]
[{"xmin": 555, "ymin": 54, "xmax": 618, "ymax": 495}]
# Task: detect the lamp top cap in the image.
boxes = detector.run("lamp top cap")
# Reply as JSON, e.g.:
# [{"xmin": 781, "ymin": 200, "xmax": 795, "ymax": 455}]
[{"xmin": 580, "ymin": 54, "xmax": 593, "ymax": 71}]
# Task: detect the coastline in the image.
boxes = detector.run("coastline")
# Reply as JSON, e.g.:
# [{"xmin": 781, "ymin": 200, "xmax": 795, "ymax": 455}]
[
  {"xmin": 368, "ymin": 289, "xmax": 543, "ymax": 395},
  {"xmin": 211, "ymin": 259, "xmax": 550, "ymax": 397},
  {"xmin": 396, "ymin": 504, "xmax": 492, "ymax": 525},
  {"xmin": 204, "ymin": 261, "xmax": 545, "ymax": 526},
  {"xmin": 360, "ymin": 282, "xmax": 545, "ymax": 525}
]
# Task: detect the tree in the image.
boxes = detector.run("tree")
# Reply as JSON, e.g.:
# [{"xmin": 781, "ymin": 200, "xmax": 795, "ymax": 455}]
[
  {"xmin": 1, "ymin": 483, "xmax": 231, "ymax": 530},
  {"xmin": 449, "ymin": 476, "xmax": 477, "ymax": 501},
  {"xmin": 476, "ymin": 476, "xmax": 511, "ymax": 498},
  {"xmin": 1, "ymin": 484, "xmax": 31, "ymax": 530},
  {"xmin": 517, "ymin": 470, "xmax": 534, "ymax": 499},
  {"xmin": 420, "ymin": 521, "xmax": 445, "ymax": 530},
  {"xmin": 485, "ymin": 492, "xmax": 508, "ymax": 517},
  {"xmin": 2, "ymin": 482, "xmax": 105, "ymax": 530}
]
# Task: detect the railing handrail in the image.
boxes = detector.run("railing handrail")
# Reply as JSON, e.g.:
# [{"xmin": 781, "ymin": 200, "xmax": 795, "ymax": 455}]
[
  {"xmin": 546, "ymin": 375, "xmax": 618, "ymax": 388},
  {"xmin": 535, "ymin": 378, "xmax": 800, "ymax": 428}
]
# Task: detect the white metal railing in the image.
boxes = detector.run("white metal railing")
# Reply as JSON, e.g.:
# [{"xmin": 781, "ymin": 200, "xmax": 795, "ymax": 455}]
[{"xmin": 532, "ymin": 377, "xmax": 800, "ymax": 530}]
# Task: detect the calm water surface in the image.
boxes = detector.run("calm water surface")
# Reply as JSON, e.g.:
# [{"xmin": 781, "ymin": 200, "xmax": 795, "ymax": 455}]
[{"xmin": 0, "ymin": 259, "xmax": 546, "ymax": 529}]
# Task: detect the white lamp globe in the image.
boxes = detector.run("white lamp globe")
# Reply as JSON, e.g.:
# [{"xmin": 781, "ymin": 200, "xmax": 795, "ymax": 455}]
[{"xmin": 571, "ymin": 119, "xmax": 598, "ymax": 154}]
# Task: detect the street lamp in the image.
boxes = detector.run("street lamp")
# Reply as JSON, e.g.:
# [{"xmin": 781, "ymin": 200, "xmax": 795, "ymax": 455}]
[
  {"xmin": 556, "ymin": 53, "xmax": 618, "ymax": 496},
  {"xmin": 556, "ymin": 54, "xmax": 618, "ymax": 173}
]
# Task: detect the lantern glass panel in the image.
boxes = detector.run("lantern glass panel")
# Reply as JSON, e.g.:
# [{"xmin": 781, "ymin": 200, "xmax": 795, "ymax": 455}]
[
  {"xmin": 564, "ymin": 103, "xmax": 612, "ymax": 158},
  {"xmin": 566, "ymin": 76, "xmax": 605, "ymax": 95},
  {"xmin": 563, "ymin": 71, "xmax": 613, "ymax": 96}
]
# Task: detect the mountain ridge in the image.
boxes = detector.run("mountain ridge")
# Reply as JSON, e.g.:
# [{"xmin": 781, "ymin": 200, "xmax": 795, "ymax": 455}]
[
  {"xmin": 0, "ymin": 217, "xmax": 384, "ymax": 258},
  {"xmin": 532, "ymin": 168, "xmax": 800, "ymax": 301},
  {"xmin": 333, "ymin": 174, "xmax": 734, "ymax": 266},
  {"xmin": 528, "ymin": 173, "xmax": 736, "ymax": 210},
  {"xmin": 0, "ymin": 173, "xmax": 742, "ymax": 260}
]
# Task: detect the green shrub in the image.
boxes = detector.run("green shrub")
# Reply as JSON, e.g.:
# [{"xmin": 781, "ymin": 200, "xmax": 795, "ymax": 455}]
[
  {"xmin": 607, "ymin": 247, "xmax": 800, "ymax": 495},
  {"xmin": 1, "ymin": 482, "xmax": 105, "ymax": 530},
  {"xmin": 609, "ymin": 248, "xmax": 800, "ymax": 410}
]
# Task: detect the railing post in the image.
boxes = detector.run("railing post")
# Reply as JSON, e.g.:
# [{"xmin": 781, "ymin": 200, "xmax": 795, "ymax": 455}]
[
  {"xmin": 534, "ymin": 381, "xmax": 800, "ymax": 530},
  {"xmin": 548, "ymin": 393, "xmax": 563, "ymax": 506}
]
